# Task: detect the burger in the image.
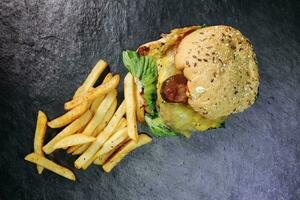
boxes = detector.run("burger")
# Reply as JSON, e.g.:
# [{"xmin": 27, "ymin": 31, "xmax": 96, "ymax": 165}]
[{"xmin": 122, "ymin": 25, "xmax": 259, "ymax": 137}]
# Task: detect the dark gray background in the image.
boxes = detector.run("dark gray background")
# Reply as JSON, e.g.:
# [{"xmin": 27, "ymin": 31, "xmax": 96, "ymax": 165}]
[{"xmin": 0, "ymin": 0, "xmax": 299, "ymax": 199}]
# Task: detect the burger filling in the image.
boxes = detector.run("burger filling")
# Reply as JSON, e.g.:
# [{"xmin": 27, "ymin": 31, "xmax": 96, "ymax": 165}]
[{"xmin": 123, "ymin": 27, "xmax": 226, "ymax": 137}]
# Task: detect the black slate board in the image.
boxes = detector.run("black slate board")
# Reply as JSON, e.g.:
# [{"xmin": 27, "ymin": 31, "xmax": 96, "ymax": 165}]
[{"xmin": 0, "ymin": 0, "xmax": 299, "ymax": 199}]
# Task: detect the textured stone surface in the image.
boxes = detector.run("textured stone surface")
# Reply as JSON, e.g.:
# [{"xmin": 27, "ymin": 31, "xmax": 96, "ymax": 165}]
[{"xmin": 0, "ymin": 0, "xmax": 299, "ymax": 199}]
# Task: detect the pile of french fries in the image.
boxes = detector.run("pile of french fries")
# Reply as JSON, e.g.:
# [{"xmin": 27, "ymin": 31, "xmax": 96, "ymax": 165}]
[{"xmin": 25, "ymin": 59, "xmax": 152, "ymax": 181}]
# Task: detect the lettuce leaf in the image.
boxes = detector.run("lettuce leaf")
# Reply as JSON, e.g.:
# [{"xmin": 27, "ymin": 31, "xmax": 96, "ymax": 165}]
[
  {"xmin": 122, "ymin": 50, "xmax": 178, "ymax": 137},
  {"xmin": 145, "ymin": 114, "xmax": 178, "ymax": 137},
  {"xmin": 122, "ymin": 50, "xmax": 157, "ymax": 115}
]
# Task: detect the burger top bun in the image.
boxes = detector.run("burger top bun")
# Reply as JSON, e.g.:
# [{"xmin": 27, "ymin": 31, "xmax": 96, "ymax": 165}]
[{"xmin": 175, "ymin": 25, "xmax": 259, "ymax": 119}]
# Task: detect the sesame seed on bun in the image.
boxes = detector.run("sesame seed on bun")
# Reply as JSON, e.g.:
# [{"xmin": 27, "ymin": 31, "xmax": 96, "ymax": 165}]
[{"xmin": 175, "ymin": 25, "xmax": 259, "ymax": 119}]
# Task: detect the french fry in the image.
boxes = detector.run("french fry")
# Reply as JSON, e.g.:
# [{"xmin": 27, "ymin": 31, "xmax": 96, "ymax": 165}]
[
  {"xmin": 102, "ymin": 73, "xmax": 113, "ymax": 82},
  {"xmin": 93, "ymin": 151, "xmax": 114, "ymax": 165},
  {"xmin": 86, "ymin": 75, "xmax": 119, "ymax": 101},
  {"xmin": 70, "ymin": 145, "xmax": 86, "ymax": 155},
  {"xmin": 71, "ymin": 100, "xmax": 118, "ymax": 155},
  {"xmin": 73, "ymin": 59, "xmax": 108, "ymax": 98},
  {"xmin": 77, "ymin": 124, "xmax": 86, "ymax": 133},
  {"xmin": 48, "ymin": 100, "xmax": 89, "ymax": 128},
  {"xmin": 92, "ymin": 100, "xmax": 117, "ymax": 137},
  {"xmin": 94, "ymin": 139, "xmax": 123, "ymax": 165},
  {"xmin": 74, "ymin": 101, "xmax": 125, "ymax": 169},
  {"xmin": 71, "ymin": 116, "xmax": 94, "ymax": 155},
  {"xmin": 116, "ymin": 118, "xmax": 127, "ymax": 130},
  {"xmin": 124, "ymin": 73, "xmax": 138, "ymax": 141},
  {"xmin": 93, "ymin": 136, "xmax": 131, "ymax": 166},
  {"xmin": 24, "ymin": 153, "xmax": 76, "ymax": 181},
  {"xmin": 69, "ymin": 95, "xmax": 116, "ymax": 155},
  {"xmin": 82, "ymin": 90, "xmax": 117, "ymax": 136},
  {"xmin": 65, "ymin": 91, "xmax": 93, "ymax": 111},
  {"xmin": 43, "ymin": 110, "xmax": 92, "ymax": 154},
  {"xmin": 69, "ymin": 112, "xmax": 94, "ymax": 154},
  {"xmin": 135, "ymin": 83, "xmax": 145, "ymax": 122},
  {"xmin": 90, "ymin": 73, "xmax": 113, "ymax": 113},
  {"xmin": 70, "ymin": 88, "xmax": 94, "ymax": 110},
  {"xmin": 90, "ymin": 95, "xmax": 105, "ymax": 114},
  {"xmin": 99, "ymin": 137, "xmax": 130, "ymax": 164},
  {"xmin": 92, "ymin": 128, "xmax": 128, "ymax": 161},
  {"xmin": 64, "ymin": 75, "xmax": 120, "ymax": 110},
  {"xmin": 93, "ymin": 118, "xmax": 127, "ymax": 165},
  {"xmin": 66, "ymin": 145, "xmax": 79, "ymax": 154},
  {"xmin": 81, "ymin": 121, "xmax": 127, "ymax": 169},
  {"xmin": 34, "ymin": 111, "xmax": 48, "ymax": 174},
  {"xmin": 53, "ymin": 134, "xmax": 95, "ymax": 150},
  {"xmin": 73, "ymin": 85, "xmax": 83, "ymax": 99},
  {"xmin": 102, "ymin": 134, "xmax": 152, "ymax": 173}
]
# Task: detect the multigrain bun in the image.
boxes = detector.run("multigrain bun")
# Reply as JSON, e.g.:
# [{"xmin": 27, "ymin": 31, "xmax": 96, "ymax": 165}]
[{"xmin": 175, "ymin": 25, "xmax": 259, "ymax": 119}]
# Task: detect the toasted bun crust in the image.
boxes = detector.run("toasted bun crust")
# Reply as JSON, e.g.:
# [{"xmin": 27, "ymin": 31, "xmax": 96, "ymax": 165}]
[{"xmin": 175, "ymin": 25, "xmax": 259, "ymax": 119}]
